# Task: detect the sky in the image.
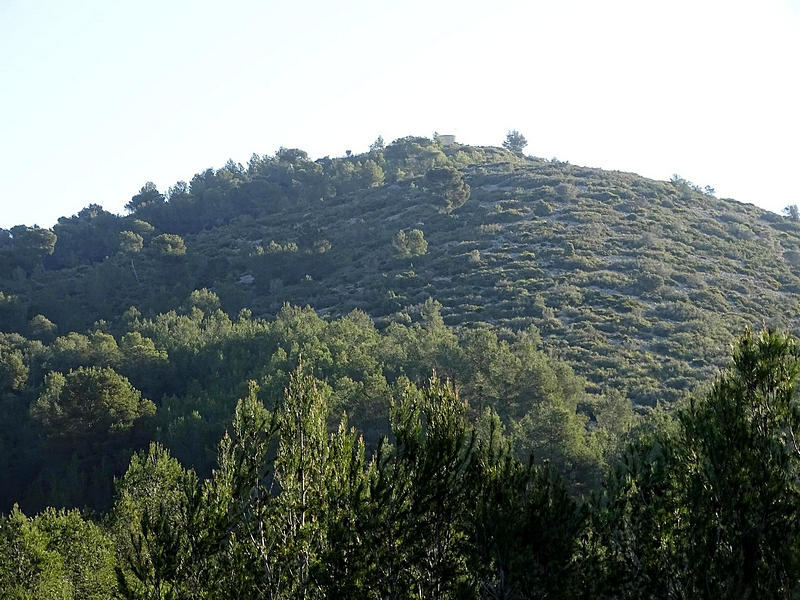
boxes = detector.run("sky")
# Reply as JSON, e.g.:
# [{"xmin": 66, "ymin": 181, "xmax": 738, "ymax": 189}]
[{"xmin": 1, "ymin": 0, "xmax": 798, "ymax": 229}]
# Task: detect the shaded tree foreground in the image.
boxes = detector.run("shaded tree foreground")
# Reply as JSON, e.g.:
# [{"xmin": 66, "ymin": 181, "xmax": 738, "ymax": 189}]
[
  {"xmin": 112, "ymin": 370, "xmax": 565, "ymax": 599},
  {"xmin": 4, "ymin": 329, "xmax": 800, "ymax": 598}
]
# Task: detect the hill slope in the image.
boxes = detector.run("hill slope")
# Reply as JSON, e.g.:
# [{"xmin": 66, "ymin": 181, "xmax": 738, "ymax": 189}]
[{"xmin": 2, "ymin": 138, "xmax": 797, "ymax": 406}]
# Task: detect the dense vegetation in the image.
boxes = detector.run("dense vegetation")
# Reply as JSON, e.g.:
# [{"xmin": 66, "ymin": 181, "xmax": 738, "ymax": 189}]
[
  {"xmin": 2, "ymin": 136, "xmax": 799, "ymax": 407},
  {"xmin": 2, "ymin": 134, "xmax": 800, "ymax": 596},
  {"xmin": 1, "ymin": 296, "xmax": 618, "ymax": 513},
  {"xmin": 4, "ymin": 329, "xmax": 800, "ymax": 598}
]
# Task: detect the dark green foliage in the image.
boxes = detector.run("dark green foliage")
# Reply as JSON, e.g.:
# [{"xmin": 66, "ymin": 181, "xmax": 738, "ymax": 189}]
[
  {"xmin": 1, "ymin": 139, "xmax": 790, "ymax": 410},
  {"xmin": 384, "ymin": 136, "xmax": 447, "ymax": 180},
  {"xmin": 0, "ymin": 330, "xmax": 799, "ymax": 597},
  {"xmin": 1, "ymin": 139, "xmax": 790, "ymax": 409},
  {"xmin": 366, "ymin": 378, "xmax": 476, "ymax": 597},
  {"xmin": 0, "ymin": 505, "xmax": 71, "ymax": 598},
  {"xmin": 48, "ymin": 205, "xmax": 123, "ymax": 268},
  {"xmin": 0, "ymin": 346, "xmax": 28, "ymax": 391},
  {"xmin": 10, "ymin": 225, "xmax": 57, "ymax": 257},
  {"xmin": 30, "ymin": 366, "xmax": 155, "ymax": 439},
  {"xmin": 425, "ymin": 165, "xmax": 471, "ymax": 213},
  {"xmin": 151, "ymin": 233, "xmax": 186, "ymax": 257},
  {"xmin": 112, "ymin": 368, "xmax": 588, "ymax": 599},
  {"xmin": 5, "ymin": 225, "xmax": 57, "ymax": 273},
  {"xmin": 119, "ymin": 231, "xmax": 143, "ymax": 255},
  {"xmin": 2, "ymin": 137, "xmax": 800, "ymax": 596},
  {"xmin": 29, "ymin": 314, "xmax": 57, "ymax": 342},
  {"xmin": 467, "ymin": 420, "xmax": 583, "ymax": 598},
  {"xmin": 0, "ymin": 293, "xmax": 619, "ymax": 514},
  {"xmin": 126, "ymin": 182, "xmax": 165, "ymax": 213},
  {"xmin": 0, "ymin": 292, "xmax": 26, "ymax": 332},
  {"xmin": 679, "ymin": 329, "xmax": 800, "ymax": 596},
  {"xmin": 587, "ymin": 329, "xmax": 800, "ymax": 598},
  {"xmin": 502, "ymin": 130, "xmax": 528, "ymax": 154},
  {"xmin": 392, "ymin": 228, "xmax": 428, "ymax": 258},
  {"xmin": 0, "ymin": 505, "xmax": 116, "ymax": 599}
]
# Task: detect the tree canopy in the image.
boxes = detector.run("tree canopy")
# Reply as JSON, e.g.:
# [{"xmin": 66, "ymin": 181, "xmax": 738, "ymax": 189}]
[
  {"xmin": 30, "ymin": 366, "xmax": 155, "ymax": 440},
  {"xmin": 502, "ymin": 129, "xmax": 528, "ymax": 153}
]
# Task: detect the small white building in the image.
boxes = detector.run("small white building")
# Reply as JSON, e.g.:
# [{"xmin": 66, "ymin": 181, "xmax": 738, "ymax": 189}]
[{"xmin": 438, "ymin": 134, "xmax": 456, "ymax": 146}]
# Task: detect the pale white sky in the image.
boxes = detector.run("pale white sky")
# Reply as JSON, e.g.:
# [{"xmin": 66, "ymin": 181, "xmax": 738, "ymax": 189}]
[{"xmin": 1, "ymin": 0, "xmax": 798, "ymax": 228}]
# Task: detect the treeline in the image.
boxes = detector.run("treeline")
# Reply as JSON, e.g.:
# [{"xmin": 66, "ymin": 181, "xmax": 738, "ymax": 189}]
[
  {"xmin": 0, "ymin": 136, "xmax": 496, "ymax": 338},
  {"xmin": 0, "ymin": 292, "xmax": 630, "ymax": 513},
  {"xmin": 0, "ymin": 136, "xmax": 489, "ymax": 275},
  {"xmin": 3, "ymin": 329, "xmax": 799, "ymax": 598}
]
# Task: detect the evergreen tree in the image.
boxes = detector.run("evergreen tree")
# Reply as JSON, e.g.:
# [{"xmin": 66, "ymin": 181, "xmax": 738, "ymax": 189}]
[
  {"xmin": 502, "ymin": 130, "xmax": 528, "ymax": 154},
  {"xmin": 589, "ymin": 329, "xmax": 800, "ymax": 598}
]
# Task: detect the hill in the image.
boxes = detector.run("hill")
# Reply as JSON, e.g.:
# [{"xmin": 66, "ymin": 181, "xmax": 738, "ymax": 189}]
[
  {"xmin": 2, "ymin": 136, "xmax": 798, "ymax": 408},
  {"xmin": 4, "ymin": 135, "xmax": 800, "ymax": 514}
]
